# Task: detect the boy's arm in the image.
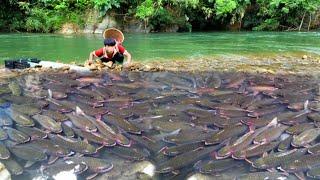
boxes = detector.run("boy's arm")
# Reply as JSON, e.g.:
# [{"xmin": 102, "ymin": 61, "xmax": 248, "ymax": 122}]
[
  {"xmin": 88, "ymin": 51, "xmax": 97, "ymax": 64},
  {"xmin": 123, "ymin": 50, "xmax": 132, "ymax": 64}
]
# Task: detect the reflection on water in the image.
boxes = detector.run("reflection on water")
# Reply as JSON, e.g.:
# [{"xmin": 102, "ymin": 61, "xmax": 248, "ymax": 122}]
[
  {"xmin": 0, "ymin": 71, "xmax": 319, "ymax": 179},
  {"xmin": 1, "ymin": 32, "xmax": 320, "ymax": 63}
]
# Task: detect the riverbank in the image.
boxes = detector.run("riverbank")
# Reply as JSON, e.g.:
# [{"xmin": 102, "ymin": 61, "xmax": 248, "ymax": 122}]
[{"xmin": 1, "ymin": 55, "xmax": 319, "ymax": 81}]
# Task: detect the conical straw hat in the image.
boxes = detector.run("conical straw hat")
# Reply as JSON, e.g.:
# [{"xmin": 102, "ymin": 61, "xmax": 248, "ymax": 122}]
[{"xmin": 103, "ymin": 28, "xmax": 124, "ymax": 43}]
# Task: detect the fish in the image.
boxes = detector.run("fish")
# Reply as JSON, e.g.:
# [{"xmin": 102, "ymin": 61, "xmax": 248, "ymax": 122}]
[
  {"xmin": 49, "ymin": 134, "xmax": 97, "ymax": 155},
  {"xmin": 151, "ymin": 119, "xmax": 192, "ymax": 132},
  {"xmin": 3, "ymin": 127, "xmax": 30, "ymax": 144},
  {"xmin": 308, "ymin": 112, "xmax": 320, "ymax": 123},
  {"xmin": 216, "ymin": 117, "xmax": 277, "ymax": 159},
  {"xmin": 0, "ymin": 127, "xmax": 8, "ymax": 140},
  {"xmin": 73, "ymin": 128, "xmax": 116, "ymax": 147},
  {"xmin": 42, "ymin": 110, "xmax": 69, "ymax": 122},
  {"xmin": 0, "ymin": 158, "xmax": 23, "ymax": 175},
  {"xmin": 61, "ymin": 123, "xmax": 75, "ymax": 137},
  {"xmin": 32, "ymin": 114, "xmax": 62, "ymax": 133},
  {"xmin": 5, "ymin": 108, "xmax": 34, "ymax": 126},
  {"xmin": 197, "ymin": 159, "xmax": 243, "ymax": 174},
  {"xmin": 307, "ymin": 143, "xmax": 320, "ymax": 154},
  {"xmin": 279, "ymin": 154, "xmax": 320, "ymax": 173},
  {"xmin": 2, "ymin": 94, "xmax": 36, "ymax": 105},
  {"xmin": 15, "ymin": 126, "xmax": 47, "ymax": 140},
  {"xmin": 286, "ymin": 123, "xmax": 314, "ymax": 135},
  {"xmin": 205, "ymin": 124, "xmax": 248, "ymax": 145},
  {"xmin": 28, "ymin": 139, "xmax": 72, "ymax": 157},
  {"xmin": 103, "ymin": 115, "xmax": 141, "ymax": 134},
  {"xmin": 247, "ymin": 105, "xmax": 286, "ymax": 117},
  {"xmin": 292, "ymin": 128, "xmax": 320, "ymax": 147},
  {"xmin": 6, "ymin": 142, "xmax": 47, "ymax": 162},
  {"xmin": 89, "ymin": 116, "xmax": 131, "ymax": 147},
  {"xmin": 278, "ymin": 135, "xmax": 293, "ymax": 152},
  {"xmin": 66, "ymin": 113, "xmax": 97, "ymax": 132},
  {"xmin": 157, "ymin": 143, "xmax": 223, "ymax": 173},
  {"xmin": 8, "ymin": 80, "xmax": 22, "ymax": 96},
  {"xmin": 65, "ymin": 156, "xmax": 113, "ymax": 179},
  {"xmin": 42, "ymin": 161, "xmax": 88, "ymax": 177},
  {"xmin": 10, "ymin": 103, "xmax": 41, "ymax": 116},
  {"xmin": 0, "ymin": 110, "xmax": 13, "ymax": 126},
  {"xmin": 0, "ymin": 142, "xmax": 10, "ymax": 159},
  {"xmin": 236, "ymin": 172, "xmax": 288, "ymax": 180},
  {"xmin": 251, "ymin": 148, "xmax": 307, "ymax": 169},
  {"xmin": 307, "ymin": 166, "xmax": 320, "ymax": 179},
  {"xmin": 162, "ymin": 142, "xmax": 204, "ymax": 156},
  {"xmin": 164, "ymin": 128, "xmax": 217, "ymax": 144},
  {"xmin": 232, "ymin": 141, "xmax": 280, "ymax": 159},
  {"xmin": 108, "ymin": 146, "xmax": 149, "ymax": 161},
  {"xmin": 253, "ymin": 125, "xmax": 288, "ymax": 144}
]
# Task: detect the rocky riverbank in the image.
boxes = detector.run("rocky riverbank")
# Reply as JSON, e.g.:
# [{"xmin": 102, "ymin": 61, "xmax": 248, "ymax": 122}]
[{"xmin": 1, "ymin": 54, "xmax": 319, "ymax": 80}]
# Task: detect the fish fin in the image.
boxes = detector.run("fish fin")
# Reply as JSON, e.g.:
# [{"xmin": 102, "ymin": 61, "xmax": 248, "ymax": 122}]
[
  {"xmin": 244, "ymin": 157, "xmax": 253, "ymax": 164},
  {"xmin": 48, "ymin": 89, "xmax": 52, "ymax": 99},
  {"xmin": 24, "ymin": 161, "xmax": 36, "ymax": 168},
  {"xmin": 267, "ymin": 168, "xmax": 277, "ymax": 172},
  {"xmin": 294, "ymin": 172, "xmax": 306, "ymax": 180},
  {"xmin": 75, "ymin": 106, "xmax": 85, "ymax": 115},
  {"xmin": 193, "ymin": 160, "xmax": 202, "ymax": 169},
  {"xmin": 266, "ymin": 117, "xmax": 278, "ymax": 128},
  {"xmin": 48, "ymin": 155, "xmax": 59, "ymax": 165},
  {"xmin": 262, "ymin": 151, "xmax": 268, "ymax": 158},
  {"xmin": 304, "ymin": 100, "xmax": 309, "ymax": 112},
  {"xmin": 86, "ymin": 173, "xmax": 99, "ymax": 180},
  {"xmin": 172, "ymin": 170, "xmax": 180, "ymax": 175}
]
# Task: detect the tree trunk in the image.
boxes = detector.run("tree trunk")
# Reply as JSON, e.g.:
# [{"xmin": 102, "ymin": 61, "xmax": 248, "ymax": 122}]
[
  {"xmin": 299, "ymin": 12, "xmax": 306, "ymax": 31},
  {"xmin": 308, "ymin": 13, "xmax": 312, "ymax": 31}
]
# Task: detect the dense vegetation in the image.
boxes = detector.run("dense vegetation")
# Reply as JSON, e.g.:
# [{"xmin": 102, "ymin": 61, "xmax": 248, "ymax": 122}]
[{"xmin": 1, "ymin": 0, "xmax": 320, "ymax": 32}]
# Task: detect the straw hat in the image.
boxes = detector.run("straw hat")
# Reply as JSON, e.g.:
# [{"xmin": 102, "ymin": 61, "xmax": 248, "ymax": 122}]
[{"xmin": 103, "ymin": 28, "xmax": 124, "ymax": 43}]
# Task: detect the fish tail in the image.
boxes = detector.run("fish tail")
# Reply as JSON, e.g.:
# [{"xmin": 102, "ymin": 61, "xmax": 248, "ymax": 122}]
[
  {"xmin": 267, "ymin": 117, "xmax": 278, "ymax": 127},
  {"xmin": 48, "ymin": 89, "xmax": 52, "ymax": 99},
  {"xmin": 303, "ymin": 100, "xmax": 309, "ymax": 112}
]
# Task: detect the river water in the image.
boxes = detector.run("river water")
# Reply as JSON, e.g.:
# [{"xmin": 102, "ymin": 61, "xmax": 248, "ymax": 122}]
[{"xmin": 1, "ymin": 32, "xmax": 320, "ymax": 63}]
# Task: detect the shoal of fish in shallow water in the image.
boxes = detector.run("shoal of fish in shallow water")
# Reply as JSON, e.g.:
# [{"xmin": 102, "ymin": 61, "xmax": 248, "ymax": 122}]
[{"xmin": 0, "ymin": 70, "xmax": 319, "ymax": 180}]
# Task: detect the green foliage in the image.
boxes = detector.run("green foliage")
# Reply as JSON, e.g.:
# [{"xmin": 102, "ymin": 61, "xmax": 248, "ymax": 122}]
[
  {"xmin": 135, "ymin": 0, "xmax": 156, "ymax": 20},
  {"xmin": 92, "ymin": 0, "xmax": 121, "ymax": 16},
  {"xmin": 1, "ymin": 0, "xmax": 320, "ymax": 32}
]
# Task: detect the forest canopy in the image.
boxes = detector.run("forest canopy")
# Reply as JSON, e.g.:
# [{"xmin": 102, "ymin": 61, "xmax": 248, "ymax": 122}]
[{"xmin": 1, "ymin": 0, "xmax": 320, "ymax": 32}]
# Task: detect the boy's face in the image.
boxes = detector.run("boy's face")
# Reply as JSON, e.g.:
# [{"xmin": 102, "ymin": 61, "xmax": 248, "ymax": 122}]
[{"xmin": 105, "ymin": 45, "xmax": 115, "ymax": 53}]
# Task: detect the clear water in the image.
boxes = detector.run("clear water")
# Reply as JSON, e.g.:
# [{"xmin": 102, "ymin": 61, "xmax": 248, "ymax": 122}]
[{"xmin": 1, "ymin": 32, "xmax": 320, "ymax": 64}]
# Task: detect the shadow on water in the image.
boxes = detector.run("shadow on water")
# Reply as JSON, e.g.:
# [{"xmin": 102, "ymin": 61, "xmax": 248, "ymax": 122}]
[{"xmin": 0, "ymin": 70, "xmax": 319, "ymax": 180}]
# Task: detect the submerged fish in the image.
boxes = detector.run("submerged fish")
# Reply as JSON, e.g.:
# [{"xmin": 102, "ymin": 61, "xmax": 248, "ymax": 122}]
[
  {"xmin": 0, "ymin": 143, "xmax": 10, "ymax": 160},
  {"xmin": 5, "ymin": 109, "xmax": 34, "ymax": 126},
  {"xmin": 280, "ymin": 154, "xmax": 320, "ymax": 173},
  {"xmin": 236, "ymin": 172, "xmax": 288, "ymax": 180},
  {"xmin": 252, "ymin": 148, "xmax": 307, "ymax": 169},
  {"xmin": 109, "ymin": 146, "xmax": 149, "ymax": 161},
  {"xmin": 205, "ymin": 124, "xmax": 248, "ymax": 145},
  {"xmin": 42, "ymin": 161, "xmax": 88, "ymax": 177},
  {"xmin": 7, "ymin": 142, "xmax": 47, "ymax": 162},
  {"xmin": 157, "ymin": 144, "xmax": 223, "ymax": 173},
  {"xmin": 307, "ymin": 166, "xmax": 320, "ymax": 179},
  {"xmin": 0, "ymin": 158, "xmax": 23, "ymax": 175},
  {"xmin": 103, "ymin": 115, "xmax": 141, "ymax": 134},
  {"xmin": 16, "ymin": 126, "xmax": 47, "ymax": 140},
  {"xmin": 49, "ymin": 134, "xmax": 97, "ymax": 155},
  {"xmin": 32, "ymin": 114, "xmax": 62, "ymax": 133},
  {"xmin": 10, "ymin": 103, "xmax": 41, "ymax": 116},
  {"xmin": 8, "ymin": 80, "xmax": 22, "ymax": 96},
  {"xmin": 292, "ymin": 128, "xmax": 320, "ymax": 147},
  {"xmin": 197, "ymin": 158, "xmax": 242, "ymax": 174},
  {"xmin": 65, "ymin": 156, "xmax": 113, "ymax": 179},
  {"xmin": 4, "ymin": 127, "xmax": 30, "ymax": 144}
]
